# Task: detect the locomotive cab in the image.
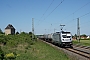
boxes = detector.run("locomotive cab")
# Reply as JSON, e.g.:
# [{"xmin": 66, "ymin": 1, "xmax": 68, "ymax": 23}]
[{"xmin": 60, "ymin": 31, "xmax": 73, "ymax": 47}]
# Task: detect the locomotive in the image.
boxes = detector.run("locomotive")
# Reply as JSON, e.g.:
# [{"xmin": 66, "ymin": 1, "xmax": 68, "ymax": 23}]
[{"xmin": 38, "ymin": 31, "xmax": 73, "ymax": 47}]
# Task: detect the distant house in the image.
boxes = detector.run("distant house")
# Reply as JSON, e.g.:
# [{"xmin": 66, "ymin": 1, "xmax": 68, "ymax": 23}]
[
  {"xmin": 87, "ymin": 35, "xmax": 90, "ymax": 39},
  {"xmin": 81, "ymin": 36, "xmax": 87, "ymax": 39},
  {"xmin": 5, "ymin": 24, "xmax": 15, "ymax": 35}
]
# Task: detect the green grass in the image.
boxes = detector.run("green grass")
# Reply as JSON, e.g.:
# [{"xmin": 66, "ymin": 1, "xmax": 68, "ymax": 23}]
[
  {"xmin": 73, "ymin": 39, "xmax": 90, "ymax": 46},
  {"xmin": 2, "ymin": 40, "xmax": 71, "ymax": 60},
  {"xmin": 27, "ymin": 40, "xmax": 70, "ymax": 60},
  {"xmin": 0, "ymin": 33, "xmax": 71, "ymax": 60}
]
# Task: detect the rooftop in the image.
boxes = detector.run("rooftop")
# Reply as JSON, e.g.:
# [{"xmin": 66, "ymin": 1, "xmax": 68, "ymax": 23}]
[{"xmin": 5, "ymin": 24, "xmax": 15, "ymax": 29}]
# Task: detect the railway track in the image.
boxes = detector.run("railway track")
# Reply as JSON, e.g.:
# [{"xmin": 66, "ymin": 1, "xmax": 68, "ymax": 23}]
[
  {"xmin": 40, "ymin": 39, "xmax": 90, "ymax": 60},
  {"xmin": 65, "ymin": 48, "xmax": 90, "ymax": 59},
  {"xmin": 73, "ymin": 44, "xmax": 90, "ymax": 49}
]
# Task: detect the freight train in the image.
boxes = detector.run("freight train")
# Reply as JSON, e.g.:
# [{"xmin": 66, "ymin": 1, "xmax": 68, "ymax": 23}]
[{"xmin": 38, "ymin": 31, "xmax": 73, "ymax": 47}]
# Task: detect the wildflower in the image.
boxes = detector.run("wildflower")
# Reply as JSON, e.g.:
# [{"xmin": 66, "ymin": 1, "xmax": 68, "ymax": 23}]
[
  {"xmin": 5, "ymin": 53, "xmax": 15, "ymax": 59},
  {"xmin": 16, "ymin": 54, "xmax": 20, "ymax": 57}
]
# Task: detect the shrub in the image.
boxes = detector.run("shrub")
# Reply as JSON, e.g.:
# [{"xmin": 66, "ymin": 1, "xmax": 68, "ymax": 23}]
[{"xmin": 0, "ymin": 46, "xmax": 4, "ymax": 60}]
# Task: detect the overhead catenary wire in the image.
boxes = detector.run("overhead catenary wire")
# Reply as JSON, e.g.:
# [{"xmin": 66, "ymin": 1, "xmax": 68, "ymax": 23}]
[
  {"xmin": 73, "ymin": 1, "xmax": 90, "ymax": 14},
  {"xmin": 79, "ymin": 12, "xmax": 90, "ymax": 18},
  {"xmin": 66, "ymin": 20, "xmax": 90, "ymax": 35},
  {"xmin": 79, "ymin": 18, "xmax": 90, "ymax": 35},
  {"xmin": 39, "ymin": 0, "xmax": 65, "ymax": 33},
  {"xmin": 60, "ymin": 1, "xmax": 90, "ymax": 22},
  {"xmin": 47, "ymin": 1, "xmax": 90, "ymax": 34},
  {"xmin": 66, "ymin": 11, "xmax": 90, "ymax": 30},
  {"xmin": 47, "ymin": 1, "xmax": 90, "ymax": 31},
  {"xmin": 58, "ymin": 1, "xmax": 90, "ymax": 30},
  {"xmin": 65, "ymin": 11, "xmax": 90, "ymax": 25},
  {"xmin": 44, "ymin": 0, "xmax": 65, "ymax": 20},
  {"xmin": 36, "ymin": 0, "xmax": 64, "ymax": 29},
  {"xmin": 52, "ymin": 11, "xmax": 90, "ymax": 34},
  {"xmin": 41, "ymin": 0, "xmax": 54, "ymax": 19},
  {"xmin": 63, "ymin": 1, "xmax": 90, "ymax": 33},
  {"xmin": 35, "ymin": 1, "xmax": 90, "ymax": 34},
  {"xmin": 36, "ymin": 0, "xmax": 54, "ymax": 27}
]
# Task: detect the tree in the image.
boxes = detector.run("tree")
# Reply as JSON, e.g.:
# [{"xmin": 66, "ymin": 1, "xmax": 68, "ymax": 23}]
[
  {"xmin": 74, "ymin": 34, "xmax": 77, "ymax": 40},
  {"xmin": 16, "ymin": 31, "xmax": 19, "ymax": 35},
  {"xmin": 21, "ymin": 32, "xmax": 26, "ymax": 34},
  {"xmin": 81, "ymin": 34, "xmax": 87, "ymax": 37},
  {"xmin": 0, "ymin": 29, "xmax": 3, "ymax": 34},
  {"xmin": 29, "ymin": 32, "xmax": 32, "ymax": 35},
  {"xmin": 74, "ymin": 34, "xmax": 77, "ymax": 37}
]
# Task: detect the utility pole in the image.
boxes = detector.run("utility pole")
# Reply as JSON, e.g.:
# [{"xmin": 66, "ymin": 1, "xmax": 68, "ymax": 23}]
[
  {"xmin": 32, "ymin": 18, "xmax": 34, "ymax": 41},
  {"xmin": 60, "ymin": 24, "xmax": 65, "ymax": 31},
  {"xmin": 77, "ymin": 18, "xmax": 80, "ymax": 43}
]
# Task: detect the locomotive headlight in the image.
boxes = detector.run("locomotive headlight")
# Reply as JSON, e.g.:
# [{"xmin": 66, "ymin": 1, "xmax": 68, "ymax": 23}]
[{"xmin": 62, "ymin": 39, "xmax": 64, "ymax": 40}]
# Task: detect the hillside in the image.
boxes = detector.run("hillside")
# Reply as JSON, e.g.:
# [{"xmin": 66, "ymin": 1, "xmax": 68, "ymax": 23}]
[{"xmin": 0, "ymin": 33, "xmax": 71, "ymax": 60}]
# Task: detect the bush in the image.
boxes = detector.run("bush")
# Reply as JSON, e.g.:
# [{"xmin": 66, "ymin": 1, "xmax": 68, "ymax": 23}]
[
  {"xmin": 0, "ymin": 32, "xmax": 37, "ymax": 60},
  {"xmin": 0, "ymin": 46, "xmax": 4, "ymax": 60}
]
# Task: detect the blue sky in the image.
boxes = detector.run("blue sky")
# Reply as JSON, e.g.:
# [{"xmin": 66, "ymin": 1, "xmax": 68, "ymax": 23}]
[{"xmin": 0, "ymin": 0, "xmax": 90, "ymax": 35}]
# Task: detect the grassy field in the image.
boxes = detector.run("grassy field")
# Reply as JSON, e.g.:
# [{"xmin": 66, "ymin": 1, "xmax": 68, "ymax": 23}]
[
  {"xmin": 2, "ymin": 40, "xmax": 71, "ymax": 60},
  {"xmin": 73, "ymin": 39, "xmax": 90, "ymax": 46},
  {"xmin": 0, "ymin": 33, "xmax": 71, "ymax": 60}
]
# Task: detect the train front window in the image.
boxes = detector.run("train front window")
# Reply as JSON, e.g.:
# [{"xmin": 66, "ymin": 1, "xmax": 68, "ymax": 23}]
[
  {"xmin": 67, "ymin": 36, "xmax": 71, "ymax": 38},
  {"xmin": 62, "ymin": 35, "xmax": 71, "ymax": 38},
  {"xmin": 62, "ymin": 35, "xmax": 67, "ymax": 38}
]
